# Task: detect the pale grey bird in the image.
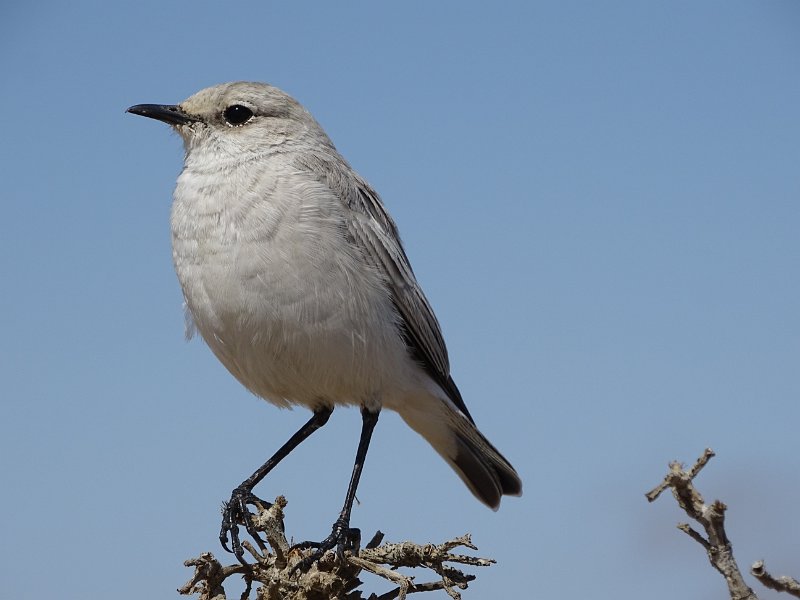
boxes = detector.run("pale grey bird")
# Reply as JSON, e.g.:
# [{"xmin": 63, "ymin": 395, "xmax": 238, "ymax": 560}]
[{"xmin": 127, "ymin": 82, "xmax": 521, "ymax": 564}]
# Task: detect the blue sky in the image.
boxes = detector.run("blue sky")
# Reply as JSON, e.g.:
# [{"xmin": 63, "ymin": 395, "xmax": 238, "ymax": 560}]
[{"xmin": 1, "ymin": 2, "xmax": 798, "ymax": 598}]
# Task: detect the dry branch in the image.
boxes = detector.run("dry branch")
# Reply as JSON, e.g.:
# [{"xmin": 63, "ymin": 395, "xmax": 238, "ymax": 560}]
[
  {"xmin": 751, "ymin": 561, "xmax": 800, "ymax": 598},
  {"xmin": 646, "ymin": 448, "xmax": 800, "ymax": 600},
  {"xmin": 646, "ymin": 448, "xmax": 756, "ymax": 600},
  {"xmin": 178, "ymin": 496, "xmax": 494, "ymax": 600}
]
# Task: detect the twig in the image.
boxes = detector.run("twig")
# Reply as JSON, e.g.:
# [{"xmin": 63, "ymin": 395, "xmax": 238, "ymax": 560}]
[
  {"xmin": 752, "ymin": 561, "xmax": 800, "ymax": 598},
  {"xmin": 178, "ymin": 553, "xmax": 247, "ymax": 600},
  {"xmin": 178, "ymin": 496, "xmax": 493, "ymax": 599}
]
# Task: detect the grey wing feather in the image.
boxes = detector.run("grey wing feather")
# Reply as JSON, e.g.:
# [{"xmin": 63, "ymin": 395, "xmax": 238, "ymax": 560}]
[{"xmin": 296, "ymin": 153, "xmax": 474, "ymax": 423}]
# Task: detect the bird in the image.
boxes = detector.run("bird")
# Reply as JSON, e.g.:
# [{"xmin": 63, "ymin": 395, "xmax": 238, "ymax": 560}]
[{"xmin": 127, "ymin": 82, "xmax": 521, "ymax": 565}]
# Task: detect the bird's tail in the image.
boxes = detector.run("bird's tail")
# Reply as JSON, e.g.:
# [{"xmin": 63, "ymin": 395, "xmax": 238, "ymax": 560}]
[{"xmin": 399, "ymin": 395, "xmax": 522, "ymax": 509}]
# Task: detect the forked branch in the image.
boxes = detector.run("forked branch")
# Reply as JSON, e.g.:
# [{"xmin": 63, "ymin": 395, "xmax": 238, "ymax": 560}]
[{"xmin": 646, "ymin": 448, "xmax": 799, "ymax": 600}]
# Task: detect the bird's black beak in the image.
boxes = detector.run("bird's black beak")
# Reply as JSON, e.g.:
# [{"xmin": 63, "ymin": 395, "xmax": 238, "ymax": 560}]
[{"xmin": 126, "ymin": 104, "xmax": 198, "ymax": 126}]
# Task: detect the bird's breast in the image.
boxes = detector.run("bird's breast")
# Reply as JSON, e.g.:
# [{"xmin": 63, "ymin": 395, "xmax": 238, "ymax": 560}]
[{"xmin": 170, "ymin": 165, "xmax": 412, "ymax": 408}]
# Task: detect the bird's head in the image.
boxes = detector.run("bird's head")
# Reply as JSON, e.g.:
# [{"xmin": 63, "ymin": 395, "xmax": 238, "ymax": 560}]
[{"xmin": 127, "ymin": 81, "xmax": 332, "ymax": 162}]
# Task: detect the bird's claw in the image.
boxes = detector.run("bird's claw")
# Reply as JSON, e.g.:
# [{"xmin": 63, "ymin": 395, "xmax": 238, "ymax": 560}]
[
  {"xmin": 291, "ymin": 518, "xmax": 361, "ymax": 572},
  {"xmin": 219, "ymin": 486, "xmax": 272, "ymax": 562}
]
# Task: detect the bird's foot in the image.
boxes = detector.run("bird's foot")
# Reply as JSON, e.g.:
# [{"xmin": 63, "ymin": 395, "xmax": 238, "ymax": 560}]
[
  {"xmin": 220, "ymin": 486, "xmax": 272, "ymax": 563},
  {"xmin": 291, "ymin": 517, "xmax": 361, "ymax": 572}
]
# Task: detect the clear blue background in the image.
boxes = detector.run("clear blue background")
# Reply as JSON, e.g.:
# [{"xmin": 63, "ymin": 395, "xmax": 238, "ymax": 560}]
[{"xmin": 1, "ymin": 2, "xmax": 798, "ymax": 598}]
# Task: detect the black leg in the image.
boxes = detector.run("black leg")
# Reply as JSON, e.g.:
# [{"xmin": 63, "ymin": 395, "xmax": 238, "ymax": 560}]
[
  {"xmin": 293, "ymin": 406, "xmax": 380, "ymax": 570},
  {"xmin": 221, "ymin": 406, "xmax": 333, "ymax": 562}
]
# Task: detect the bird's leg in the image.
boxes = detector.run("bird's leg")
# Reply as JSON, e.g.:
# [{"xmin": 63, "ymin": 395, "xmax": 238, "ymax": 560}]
[
  {"xmin": 292, "ymin": 406, "xmax": 380, "ymax": 570},
  {"xmin": 221, "ymin": 406, "xmax": 333, "ymax": 563}
]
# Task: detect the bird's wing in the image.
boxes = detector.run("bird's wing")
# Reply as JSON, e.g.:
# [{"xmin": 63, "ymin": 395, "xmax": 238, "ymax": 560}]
[{"xmin": 296, "ymin": 153, "xmax": 474, "ymax": 423}]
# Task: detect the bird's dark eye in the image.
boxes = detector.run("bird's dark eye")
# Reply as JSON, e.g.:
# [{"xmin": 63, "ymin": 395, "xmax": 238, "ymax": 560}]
[{"xmin": 223, "ymin": 104, "xmax": 254, "ymax": 126}]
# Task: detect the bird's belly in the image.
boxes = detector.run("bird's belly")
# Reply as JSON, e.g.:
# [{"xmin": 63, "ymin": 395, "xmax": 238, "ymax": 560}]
[{"xmin": 172, "ymin": 226, "xmax": 413, "ymax": 410}]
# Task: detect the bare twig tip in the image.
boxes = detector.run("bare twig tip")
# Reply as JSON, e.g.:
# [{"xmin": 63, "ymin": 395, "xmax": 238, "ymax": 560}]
[{"xmin": 751, "ymin": 559, "xmax": 800, "ymax": 597}]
